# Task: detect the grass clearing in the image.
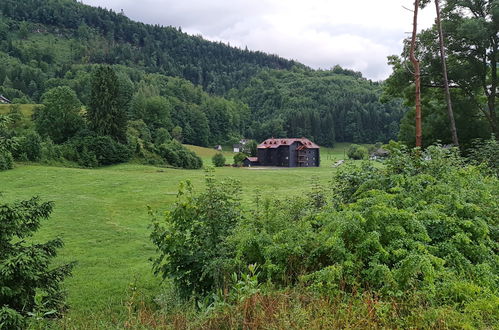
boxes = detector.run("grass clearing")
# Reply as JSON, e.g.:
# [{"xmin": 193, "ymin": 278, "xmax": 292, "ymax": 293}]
[{"xmin": 0, "ymin": 144, "xmax": 358, "ymax": 325}]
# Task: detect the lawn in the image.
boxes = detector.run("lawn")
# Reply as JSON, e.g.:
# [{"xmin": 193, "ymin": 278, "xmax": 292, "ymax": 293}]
[{"xmin": 0, "ymin": 145, "xmax": 355, "ymax": 326}]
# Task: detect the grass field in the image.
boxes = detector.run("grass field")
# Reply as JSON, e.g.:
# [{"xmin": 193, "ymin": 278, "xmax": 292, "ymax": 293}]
[{"xmin": 0, "ymin": 144, "xmax": 356, "ymax": 326}]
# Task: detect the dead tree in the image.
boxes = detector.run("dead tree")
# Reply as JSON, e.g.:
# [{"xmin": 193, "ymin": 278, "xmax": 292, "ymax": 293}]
[
  {"xmin": 435, "ymin": 0, "xmax": 459, "ymax": 146},
  {"xmin": 410, "ymin": 0, "xmax": 423, "ymax": 147}
]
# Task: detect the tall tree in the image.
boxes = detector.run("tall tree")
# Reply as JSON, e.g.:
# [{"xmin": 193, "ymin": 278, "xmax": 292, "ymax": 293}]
[
  {"xmin": 410, "ymin": 0, "xmax": 423, "ymax": 147},
  {"xmin": 87, "ymin": 66, "xmax": 128, "ymax": 143},
  {"xmin": 35, "ymin": 86, "xmax": 84, "ymax": 144},
  {"xmin": 435, "ymin": 0, "xmax": 459, "ymax": 146}
]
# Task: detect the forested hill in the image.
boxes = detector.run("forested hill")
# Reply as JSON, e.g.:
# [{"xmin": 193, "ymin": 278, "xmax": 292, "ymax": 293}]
[
  {"xmin": 0, "ymin": 0, "xmax": 407, "ymax": 147},
  {"xmin": 0, "ymin": 0, "xmax": 296, "ymax": 94}
]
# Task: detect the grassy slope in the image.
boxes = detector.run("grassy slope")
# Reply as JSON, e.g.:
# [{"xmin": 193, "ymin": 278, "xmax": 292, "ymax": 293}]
[{"xmin": 0, "ymin": 144, "xmax": 354, "ymax": 325}]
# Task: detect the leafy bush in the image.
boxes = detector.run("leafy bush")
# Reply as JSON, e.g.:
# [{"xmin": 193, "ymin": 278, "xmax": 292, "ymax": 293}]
[
  {"xmin": 0, "ymin": 197, "xmax": 74, "ymax": 328},
  {"xmin": 0, "ymin": 150, "xmax": 14, "ymax": 171},
  {"xmin": 346, "ymin": 144, "xmax": 368, "ymax": 160},
  {"xmin": 150, "ymin": 176, "xmax": 242, "ymax": 298},
  {"xmin": 150, "ymin": 144, "xmax": 499, "ymax": 328},
  {"xmin": 467, "ymin": 135, "xmax": 498, "ymax": 176},
  {"xmin": 156, "ymin": 140, "xmax": 202, "ymax": 169},
  {"xmin": 67, "ymin": 134, "xmax": 131, "ymax": 167},
  {"xmin": 233, "ymin": 152, "xmax": 248, "ymax": 166},
  {"xmin": 212, "ymin": 153, "xmax": 226, "ymax": 167},
  {"xmin": 12, "ymin": 130, "xmax": 42, "ymax": 161}
]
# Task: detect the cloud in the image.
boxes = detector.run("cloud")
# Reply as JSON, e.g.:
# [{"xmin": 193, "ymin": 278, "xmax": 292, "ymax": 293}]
[{"xmin": 80, "ymin": 0, "xmax": 436, "ymax": 80}]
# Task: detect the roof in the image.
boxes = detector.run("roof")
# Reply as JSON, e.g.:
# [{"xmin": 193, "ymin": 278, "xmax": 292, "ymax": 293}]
[
  {"xmin": 257, "ymin": 138, "xmax": 319, "ymax": 149},
  {"xmin": 0, "ymin": 95, "xmax": 11, "ymax": 103},
  {"xmin": 245, "ymin": 157, "xmax": 259, "ymax": 162}
]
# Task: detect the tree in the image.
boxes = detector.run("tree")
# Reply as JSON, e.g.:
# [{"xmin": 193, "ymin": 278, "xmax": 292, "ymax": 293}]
[
  {"xmin": 385, "ymin": 0, "xmax": 498, "ymax": 146},
  {"xmin": 212, "ymin": 153, "xmax": 226, "ymax": 167},
  {"xmin": 34, "ymin": 86, "xmax": 84, "ymax": 144},
  {"xmin": 87, "ymin": 66, "xmax": 128, "ymax": 143},
  {"xmin": 435, "ymin": 0, "xmax": 458, "ymax": 146},
  {"xmin": 0, "ymin": 197, "xmax": 74, "ymax": 328}
]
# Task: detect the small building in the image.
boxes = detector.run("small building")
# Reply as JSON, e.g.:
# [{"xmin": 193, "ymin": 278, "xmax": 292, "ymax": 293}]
[
  {"xmin": 255, "ymin": 137, "xmax": 320, "ymax": 167},
  {"xmin": 214, "ymin": 145, "xmax": 222, "ymax": 151},
  {"xmin": 0, "ymin": 95, "xmax": 11, "ymax": 104},
  {"xmin": 233, "ymin": 144, "xmax": 242, "ymax": 153},
  {"xmin": 243, "ymin": 157, "xmax": 259, "ymax": 167}
]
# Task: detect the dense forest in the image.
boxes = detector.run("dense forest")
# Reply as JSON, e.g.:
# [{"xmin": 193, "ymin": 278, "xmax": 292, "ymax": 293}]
[{"xmin": 0, "ymin": 0, "xmax": 406, "ymax": 151}]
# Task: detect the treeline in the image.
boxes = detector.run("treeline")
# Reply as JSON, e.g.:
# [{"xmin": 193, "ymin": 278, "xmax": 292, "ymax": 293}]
[
  {"xmin": 0, "ymin": 66, "xmax": 206, "ymax": 170},
  {"xmin": 0, "ymin": 0, "xmax": 408, "ymax": 149},
  {"xmin": 0, "ymin": 0, "xmax": 295, "ymax": 94},
  {"xmin": 233, "ymin": 68, "xmax": 405, "ymax": 145}
]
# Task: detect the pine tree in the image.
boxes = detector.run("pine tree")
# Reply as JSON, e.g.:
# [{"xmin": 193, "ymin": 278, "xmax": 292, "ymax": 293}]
[{"xmin": 87, "ymin": 66, "xmax": 128, "ymax": 143}]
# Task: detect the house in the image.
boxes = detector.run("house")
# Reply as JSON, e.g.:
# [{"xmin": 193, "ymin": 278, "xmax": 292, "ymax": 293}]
[
  {"xmin": 243, "ymin": 157, "xmax": 259, "ymax": 167},
  {"xmin": 246, "ymin": 137, "xmax": 319, "ymax": 167},
  {"xmin": 214, "ymin": 145, "xmax": 222, "ymax": 151},
  {"xmin": 233, "ymin": 144, "xmax": 242, "ymax": 153},
  {"xmin": 0, "ymin": 95, "xmax": 11, "ymax": 104},
  {"xmin": 233, "ymin": 139, "xmax": 250, "ymax": 153}
]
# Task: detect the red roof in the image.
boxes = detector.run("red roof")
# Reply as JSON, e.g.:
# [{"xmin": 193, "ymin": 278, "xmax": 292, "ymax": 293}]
[
  {"xmin": 257, "ymin": 138, "xmax": 319, "ymax": 149},
  {"xmin": 245, "ymin": 157, "xmax": 259, "ymax": 162}
]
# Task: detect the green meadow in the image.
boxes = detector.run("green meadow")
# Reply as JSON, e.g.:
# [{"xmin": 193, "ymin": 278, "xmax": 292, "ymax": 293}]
[{"xmin": 0, "ymin": 144, "xmax": 354, "ymax": 325}]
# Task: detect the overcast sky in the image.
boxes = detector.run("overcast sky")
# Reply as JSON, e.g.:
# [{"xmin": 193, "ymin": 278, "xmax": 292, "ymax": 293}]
[{"xmin": 80, "ymin": 0, "xmax": 436, "ymax": 81}]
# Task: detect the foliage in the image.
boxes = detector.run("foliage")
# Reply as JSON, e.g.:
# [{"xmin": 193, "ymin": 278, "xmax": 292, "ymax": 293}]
[
  {"xmin": 150, "ymin": 144, "xmax": 499, "ymax": 328},
  {"xmin": 212, "ymin": 153, "xmax": 226, "ymax": 167},
  {"xmin": 156, "ymin": 140, "xmax": 203, "ymax": 169},
  {"xmin": 467, "ymin": 135, "xmax": 499, "ymax": 176},
  {"xmin": 0, "ymin": 197, "xmax": 74, "ymax": 328},
  {"xmin": 233, "ymin": 152, "xmax": 248, "ymax": 166},
  {"xmin": 0, "ymin": 115, "xmax": 14, "ymax": 171},
  {"xmin": 34, "ymin": 86, "xmax": 84, "ymax": 144},
  {"xmin": 150, "ymin": 175, "xmax": 243, "ymax": 298},
  {"xmin": 87, "ymin": 66, "xmax": 128, "ymax": 143},
  {"xmin": 12, "ymin": 130, "xmax": 42, "ymax": 161},
  {"xmin": 346, "ymin": 144, "xmax": 368, "ymax": 160},
  {"xmin": 384, "ymin": 0, "xmax": 498, "ymax": 145}
]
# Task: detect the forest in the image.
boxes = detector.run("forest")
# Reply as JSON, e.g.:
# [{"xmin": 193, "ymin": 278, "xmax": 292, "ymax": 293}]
[{"xmin": 0, "ymin": 0, "xmax": 406, "ymax": 153}]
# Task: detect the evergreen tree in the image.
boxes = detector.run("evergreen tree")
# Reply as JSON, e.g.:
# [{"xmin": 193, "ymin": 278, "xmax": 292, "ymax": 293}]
[{"xmin": 87, "ymin": 66, "xmax": 128, "ymax": 143}]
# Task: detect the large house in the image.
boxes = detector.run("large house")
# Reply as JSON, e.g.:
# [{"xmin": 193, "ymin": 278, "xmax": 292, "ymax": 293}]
[{"xmin": 244, "ymin": 137, "xmax": 320, "ymax": 167}]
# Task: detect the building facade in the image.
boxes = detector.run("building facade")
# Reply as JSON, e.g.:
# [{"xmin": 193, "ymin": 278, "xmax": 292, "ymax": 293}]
[{"xmin": 255, "ymin": 138, "xmax": 320, "ymax": 167}]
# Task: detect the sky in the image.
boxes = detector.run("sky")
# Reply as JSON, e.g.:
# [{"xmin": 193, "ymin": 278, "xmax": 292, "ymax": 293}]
[{"xmin": 80, "ymin": 0, "xmax": 436, "ymax": 81}]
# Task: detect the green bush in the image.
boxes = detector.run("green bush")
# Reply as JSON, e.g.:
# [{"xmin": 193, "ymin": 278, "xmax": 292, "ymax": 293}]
[
  {"xmin": 12, "ymin": 130, "xmax": 42, "ymax": 161},
  {"xmin": 468, "ymin": 135, "xmax": 498, "ymax": 176},
  {"xmin": 150, "ymin": 176, "xmax": 242, "ymax": 298},
  {"xmin": 233, "ymin": 152, "xmax": 248, "ymax": 166},
  {"xmin": 150, "ymin": 144, "xmax": 499, "ymax": 328},
  {"xmin": 212, "ymin": 153, "xmax": 226, "ymax": 167},
  {"xmin": 0, "ymin": 150, "xmax": 13, "ymax": 171},
  {"xmin": 0, "ymin": 197, "xmax": 74, "ymax": 328},
  {"xmin": 156, "ymin": 140, "xmax": 202, "ymax": 169},
  {"xmin": 346, "ymin": 144, "xmax": 368, "ymax": 160}
]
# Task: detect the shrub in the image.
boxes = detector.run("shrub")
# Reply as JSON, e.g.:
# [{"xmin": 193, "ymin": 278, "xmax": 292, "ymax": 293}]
[
  {"xmin": 346, "ymin": 144, "xmax": 368, "ymax": 160},
  {"xmin": 212, "ymin": 153, "xmax": 226, "ymax": 167},
  {"xmin": 0, "ymin": 150, "xmax": 13, "ymax": 171},
  {"xmin": 233, "ymin": 152, "xmax": 248, "ymax": 166},
  {"xmin": 467, "ymin": 135, "xmax": 498, "ymax": 176},
  {"xmin": 0, "ymin": 197, "xmax": 74, "ymax": 328},
  {"xmin": 150, "ymin": 176, "xmax": 242, "ymax": 298},
  {"xmin": 12, "ymin": 130, "xmax": 42, "ymax": 161},
  {"xmin": 156, "ymin": 140, "xmax": 202, "ymax": 169}
]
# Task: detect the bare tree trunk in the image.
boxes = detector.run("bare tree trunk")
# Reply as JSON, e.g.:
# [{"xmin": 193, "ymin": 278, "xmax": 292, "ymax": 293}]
[
  {"xmin": 435, "ymin": 0, "xmax": 459, "ymax": 146},
  {"xmin": 410, "ymin": 0, "xmax": 423, "ymax": 147}
]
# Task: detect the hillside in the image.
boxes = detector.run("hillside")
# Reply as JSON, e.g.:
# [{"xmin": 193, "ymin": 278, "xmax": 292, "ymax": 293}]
[
  {"xmin": 0, "ymin": 0, "xmax": 297, "ymax": 95},
  {"xmin": 0, "ymin": 0, "xmax": 407, "ymax": 147}
]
